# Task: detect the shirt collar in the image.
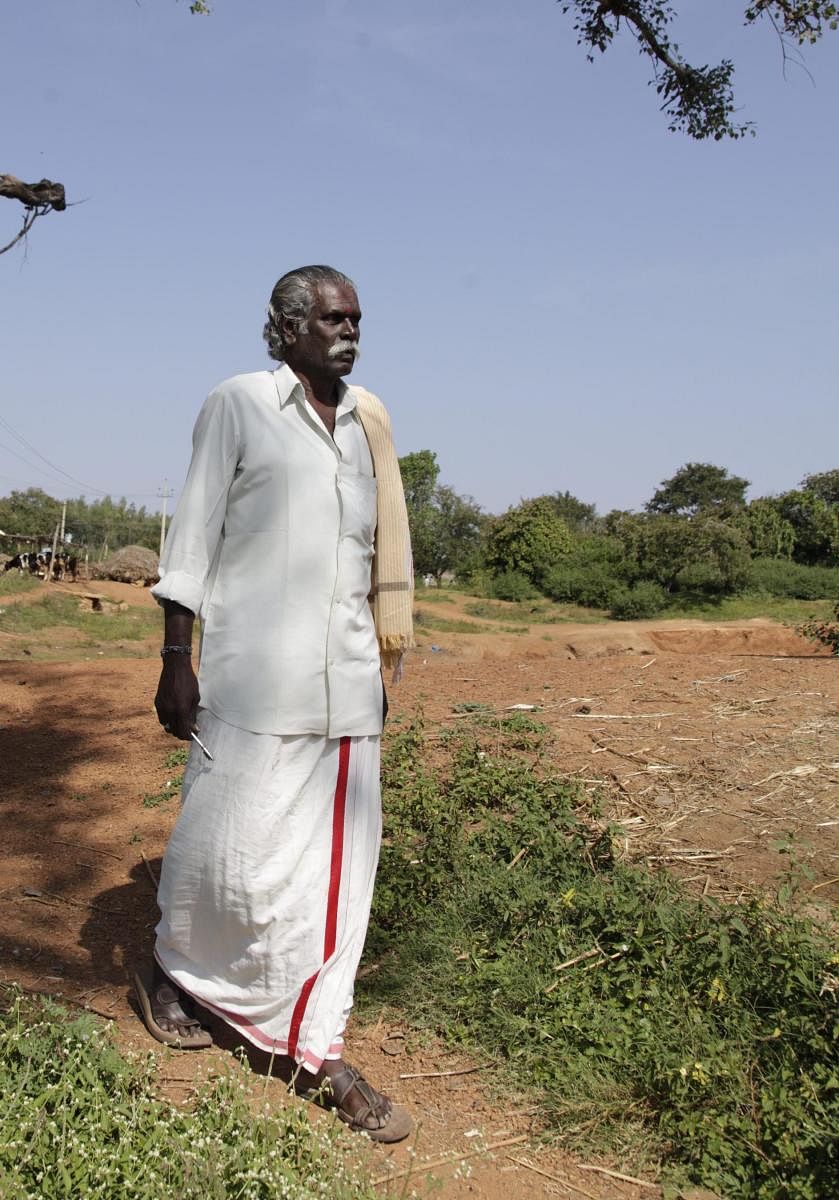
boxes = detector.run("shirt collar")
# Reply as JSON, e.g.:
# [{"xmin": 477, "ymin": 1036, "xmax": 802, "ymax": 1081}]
[{"xmin": 273, "ymin": 363, "xmax": 358, "ymax": 416}]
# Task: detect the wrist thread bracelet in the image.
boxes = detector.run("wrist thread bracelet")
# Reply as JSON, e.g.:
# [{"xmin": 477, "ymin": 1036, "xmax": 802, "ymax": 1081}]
[{"xmin": 160, "ymin": 644, "xmax": 192, "ymax": 657}]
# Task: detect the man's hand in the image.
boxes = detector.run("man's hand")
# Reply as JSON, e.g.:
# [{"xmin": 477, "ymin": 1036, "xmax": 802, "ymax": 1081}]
[
  {"xmin": 155, "ymin": 599, "xmax": 198, "ymax": 739},
  {"xmin": 155, "ymin": 656, "xmax": 200, "ymax": 740}
]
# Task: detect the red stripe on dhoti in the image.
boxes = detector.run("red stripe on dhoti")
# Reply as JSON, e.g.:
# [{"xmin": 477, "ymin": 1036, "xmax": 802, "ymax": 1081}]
[{"xmin": 287, "ymin": 736, "xmax": 351, "ymax": 1061}]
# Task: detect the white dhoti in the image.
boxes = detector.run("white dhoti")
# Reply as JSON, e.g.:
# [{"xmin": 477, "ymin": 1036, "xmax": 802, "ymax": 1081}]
[{"xmin": 155, "ymin": 710, "xmax": 382, "ymax": 1072}]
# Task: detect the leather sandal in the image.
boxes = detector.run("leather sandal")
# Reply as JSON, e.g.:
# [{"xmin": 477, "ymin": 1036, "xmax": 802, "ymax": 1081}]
[
  {"xmin": 318, "ymin": 1064, "xmax": 413, "ymax": 1143},
  {"xmin": 133, "ymin": 966, "xmax": 212, "ymax": 1050}
]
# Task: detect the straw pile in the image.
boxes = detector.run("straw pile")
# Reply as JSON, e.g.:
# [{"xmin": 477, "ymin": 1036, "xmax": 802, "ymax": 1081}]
[{"xmin": 92, "ymin": 545, "xmax": 159, "ymax": 585}]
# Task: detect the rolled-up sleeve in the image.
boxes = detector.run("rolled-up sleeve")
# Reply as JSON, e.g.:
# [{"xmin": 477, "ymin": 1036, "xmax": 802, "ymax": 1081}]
[{"xmin": 152, "ymin": 389, "xmax": 240, "ymax": 615}]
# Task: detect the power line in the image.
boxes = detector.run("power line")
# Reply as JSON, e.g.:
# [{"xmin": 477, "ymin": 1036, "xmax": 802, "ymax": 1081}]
[
  {"xmin": 0, "ymin": 413, "xmax": 112, "ymax": 496},
  {"xmin": 0, "ymin": 415, "xmax": 173, "ymax": 501}
]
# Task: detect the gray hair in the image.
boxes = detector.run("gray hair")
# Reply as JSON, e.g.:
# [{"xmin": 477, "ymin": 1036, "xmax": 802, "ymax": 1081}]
[{"xmin": 263, "ymin": 265, "xmax": 357, "ymax": 362}]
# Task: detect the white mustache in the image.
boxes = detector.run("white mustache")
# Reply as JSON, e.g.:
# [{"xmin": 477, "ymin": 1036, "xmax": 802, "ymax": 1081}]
[{"xmin": 328, "ymin": 339, "xmax": 360, "ymax": 361}]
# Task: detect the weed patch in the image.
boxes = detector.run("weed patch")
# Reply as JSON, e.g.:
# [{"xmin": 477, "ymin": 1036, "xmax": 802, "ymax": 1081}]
[
  {"xmin": 142, "ymin": 747, "xmax": 187, "ymax": 808},
  {"xmin": 413, "ymin": 608, "xmax": 493, "ymax": 634},
  {"xmin": 0, "ymin": 988, "xmax": 376, "ymax": 1199},
  {"xmin": 363, "ymin": 720, "xmax": 839, "ymax": 1198},
  {"xmin": 0, "ymin": 594, "xmax": 158, "ymax": 644},
  {"xmin": 0, "ymin": 572, "xmax": 40, "ymax": 597}
]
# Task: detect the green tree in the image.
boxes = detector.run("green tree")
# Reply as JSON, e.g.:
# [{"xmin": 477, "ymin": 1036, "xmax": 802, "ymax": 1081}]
[
  {"xmin": 775, "ymin": 489, "xmax": 839, "ymax": 565},
  {"xmin": 736, "ymin": 498, "xmax": 796, "ymax": 559},
  {"xmin": 646, "ymin": 463, "xmax": 749, "ymax": 518},
  {"xmin": 607, "ymin": 510, "xmax": 751, "ymax": 595},
  {"xmin": 484, "ymin": 497, "xmax": 573, "ymax": 587},
  {"xmin": 545, "ymin": 490, "xmax": 601, "ymax": 533},
  {"xmin": 0, "ymin": 488, "xmax": 61, "ymax": 542},
  {"xmin": 398, "ymin": 450, "xmax": 439, "ymax": 515},
  {"xmin": 414, "ymin": 486, "xmax": 484, "ymax": 583},
  {"xmin": 398, "ymin": 451, "xmax": 483, "ymax": 582},
  {"xmin": 800, "ymin": 469, "xmax": 839, "ymax": 505},
  {"xmin": 0, "ymin": 488, "xmax": 161, "ymax": 555}
]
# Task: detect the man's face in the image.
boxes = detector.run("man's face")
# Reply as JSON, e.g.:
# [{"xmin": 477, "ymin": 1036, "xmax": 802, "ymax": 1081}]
[{"xmin": 284, "ymin": 282, "xmax": 361, "ymax": 380}]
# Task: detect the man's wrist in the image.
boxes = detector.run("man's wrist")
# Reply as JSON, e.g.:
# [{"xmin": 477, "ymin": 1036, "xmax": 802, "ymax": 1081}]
[{"xmin": 160, "ymin": 644, "xmax": 192, "ymax": 658}]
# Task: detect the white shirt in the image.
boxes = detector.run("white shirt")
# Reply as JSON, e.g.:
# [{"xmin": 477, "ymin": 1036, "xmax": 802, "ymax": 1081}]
[{"xmin": 152, "ymin": 364, "xmax": 383, "ymax": 737}]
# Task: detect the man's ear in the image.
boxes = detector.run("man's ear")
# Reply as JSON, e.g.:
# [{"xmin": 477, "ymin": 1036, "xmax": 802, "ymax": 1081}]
[{"xmin": 281, "ymin": 317, "xmax": 297, "ymax": 347}]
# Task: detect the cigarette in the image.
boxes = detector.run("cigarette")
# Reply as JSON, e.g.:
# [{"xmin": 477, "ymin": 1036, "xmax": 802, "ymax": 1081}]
[{"xmin": 190, "ymin": 731, "xmax": 214, "ymax": 761}]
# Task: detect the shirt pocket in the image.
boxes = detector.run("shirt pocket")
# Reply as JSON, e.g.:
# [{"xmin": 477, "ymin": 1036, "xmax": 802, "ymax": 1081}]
[{"xmin": 337, "ymin": 467, "xmax": 377, "ymax": 547}]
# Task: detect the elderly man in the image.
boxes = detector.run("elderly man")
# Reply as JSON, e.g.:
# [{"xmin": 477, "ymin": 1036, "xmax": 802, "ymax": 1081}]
[{"xmin": 135, "ymin": 265, "xmax": 413, "ymax": 1143}]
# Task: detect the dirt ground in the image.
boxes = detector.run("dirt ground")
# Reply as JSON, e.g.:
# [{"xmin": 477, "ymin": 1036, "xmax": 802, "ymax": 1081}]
[{"xmin": 1, "ymin": 581, "xmax": 836, "ymax": 1198}]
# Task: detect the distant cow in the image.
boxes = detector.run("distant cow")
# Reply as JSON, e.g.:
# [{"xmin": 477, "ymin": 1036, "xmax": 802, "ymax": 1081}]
[
  {"xmin": 3, "ymin": 552, "xmax": 35, "ymax": 573},
  {"xmin": 3, "ymin": 550, "xmax": 78, "ymax": 581}
]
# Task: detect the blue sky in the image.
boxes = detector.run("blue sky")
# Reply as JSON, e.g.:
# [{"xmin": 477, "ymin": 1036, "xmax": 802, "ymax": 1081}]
[{"xmin": 2, "ymin": 0, "xmax": 837, "ymax": 519}]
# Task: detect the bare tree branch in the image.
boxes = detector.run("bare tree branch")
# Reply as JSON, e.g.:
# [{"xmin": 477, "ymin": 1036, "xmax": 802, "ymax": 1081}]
[{"xmin": 0, "ymin": 175, "xmax": 67, "ymax": 257}]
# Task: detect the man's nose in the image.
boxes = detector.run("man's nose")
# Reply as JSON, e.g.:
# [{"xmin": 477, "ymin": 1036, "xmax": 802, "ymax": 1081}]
[{"xmin": 341, "ymin": 317, "xmax": 359, "ymax": 339}]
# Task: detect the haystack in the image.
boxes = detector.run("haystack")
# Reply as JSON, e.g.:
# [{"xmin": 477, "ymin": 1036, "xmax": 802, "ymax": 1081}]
[{"xmin": 93, "ymin": 545, "xmax": 159, "ymax": 586}]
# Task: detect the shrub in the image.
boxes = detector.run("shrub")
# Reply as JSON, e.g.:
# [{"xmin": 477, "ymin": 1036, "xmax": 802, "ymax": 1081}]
[
  {"xmin": 542, "ymin": 563, "xmax": 619, "ymax": 608},
  {"xmin": 747, "ymin": 558, "xmax": 839, "ymax": 600},
  {"xmin": 487, "ymin": 570, "xmax": 539, "ymax": 601},
  {"xmin": 608, "ymin": 581, "xmax": 668, "ymax": 619},
  {"xmin": 484, "ymin": 498, "xmax": 573, "ymax": 586},
  {"xmin": 0, "ymin": 990, "xmax": 376, "ymax": 1200},
  {"xmin": 364, "ymin": 720, "xmax": 839, "ymax": 1198}
]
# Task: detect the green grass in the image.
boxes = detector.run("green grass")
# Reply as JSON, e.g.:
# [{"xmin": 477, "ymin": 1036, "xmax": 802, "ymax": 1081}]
[
  {"xmin": 142, "ymin": 747, "xmax": 189, "ymax": 808},
  {"xmin": 0, "ymin": 989, "xmax": 377, "ymax": 1200},
  {"xmin": 0, "ymin": 571, "xmax": 40, "ymax": 596},
  {"xmin": 362, "ymin": 717, "xmax": 839, "ymax": 1198},
  {"xmin": 413, "ymin": 608, "xmax": 494, "ymax": 634},
  {"xmin": 0, "ymin": 594, "xmax": 158, "ymax": 644},
  {"xmin": 411, "ymin": 587, "xmax": 456, "ymax": 604},
  {"xmin": 464, "ymin": 598, "xmax": 607, "ymax": 625},
  {"xmin": 660, "ymin": 596, "xmax": 835, "ymax": 624},
  {"xmin": 456, "ymin": 586, "xmax": 835, "ymax": 628}
]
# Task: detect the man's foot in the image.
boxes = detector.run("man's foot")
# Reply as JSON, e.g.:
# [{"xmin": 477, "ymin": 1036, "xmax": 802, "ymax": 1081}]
[
  {"xmin": 298, "ymin": 1059, "xmax": 412, "ymax": 1143},
  {"xmin": 133, "ymin": 963, "xmax": 212, "ymax": 1050}
]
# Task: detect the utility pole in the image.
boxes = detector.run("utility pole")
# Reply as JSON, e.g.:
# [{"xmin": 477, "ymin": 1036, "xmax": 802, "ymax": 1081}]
[
  {"xmin": 158, "ymin": 480, "xmax": 173, "ymax": 558},
  {"xmin": 59, "ymin": 500, "xmax": 67, "ymax": 544}
]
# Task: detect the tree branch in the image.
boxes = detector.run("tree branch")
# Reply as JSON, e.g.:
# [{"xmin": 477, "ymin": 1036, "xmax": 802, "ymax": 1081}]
[
  {"xmin": 0, "ymin": 175, "xmax": 67, "ymax": 257},
  {"xmin": 559, "ymin": 1, "xmax": 836, "ymax": 139}
]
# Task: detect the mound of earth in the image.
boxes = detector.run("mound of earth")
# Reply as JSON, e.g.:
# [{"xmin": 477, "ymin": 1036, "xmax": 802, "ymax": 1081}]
[{"xmin": 92, "ymin": 545, "xmax": 158, "ymax": 585}]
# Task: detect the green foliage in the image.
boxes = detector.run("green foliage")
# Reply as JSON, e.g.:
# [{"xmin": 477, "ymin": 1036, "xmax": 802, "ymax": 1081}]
[
  {"xmin": 485, "ymin": 497, "xmax": 573, "ymax": 586},
  {"xmin": 486, "ymin": 569, "xmax": 540, "ymax": 601},
  {"xmin": 774, "ymin": 490, "xmax": 839, "ymax": 565},
  {"xmin": 737, "ymin": 498, "xmax": 796, "ymax": 559},
  {"xmin": 801, "ymin": 469, "xmax": 839, "ymax": 505},
  {"xmin": 399, "ymin": 450, "xmax": 483, "ymax": 581},
  {"xmin": 608, "ymin": 580, "xmax": 668, "ymax": 619},
  {"xmin": 0, "ymin": 487, "xmax": 161, "ymax": 556},
  {"xmin": 0, "ymin": 989, "xmax": 376, "ymax": 1199},
  {"xmin": 365, "ymin": 721, "xmax": 839, "ymax": 1197},
  {"xmin": 747, "ymin": 557, "xmax": 839, "ymax": 599},
  {"xmin": 561, "ymin": 2, "xmax": 838, "ymax": 140},
  {"xmin": 543, "ymin": 490, "xmax": 601, "ymax": 533},
  {"xmin": 542, "ymin": 563, "xmax": 617, "ymax": 607},
  {"xmin": 398, "ymin": 449, "xmax": 439, "ymax": 512},
  {"xmin": 541, "ymin": 534, "xmax": 627, "ymax": 607},
  {"xmin": 646, "ymin": 462, "xmax": 749, "ymax": 517},
  {"xmin": 605, "ymin": 512, "xmax": 752, "ymax": 598}
]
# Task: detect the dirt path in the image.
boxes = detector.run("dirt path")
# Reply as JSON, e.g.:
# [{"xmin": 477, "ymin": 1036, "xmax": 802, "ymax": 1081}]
[{"xmin": 0, "ymin": 591, "xmax": 836, "ymax": 1197}]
